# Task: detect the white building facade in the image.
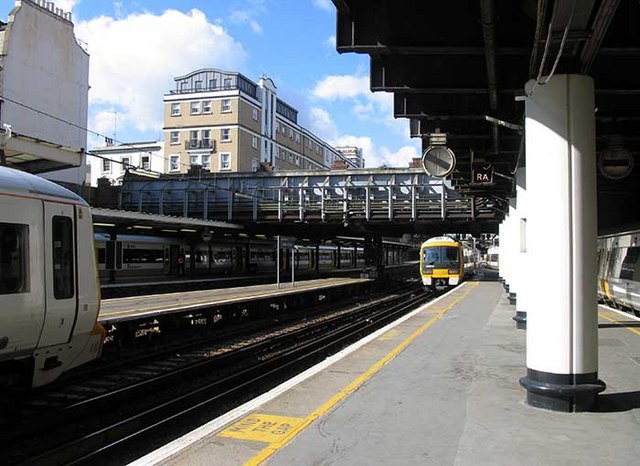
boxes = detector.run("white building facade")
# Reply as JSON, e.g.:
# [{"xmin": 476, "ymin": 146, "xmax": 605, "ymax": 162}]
[
  {"xmin": 88, "ymin": 141, "xmax": 164, "ymax": 186},
  {"xmin": 335, "ymin": 146, "xmax": 365, "ymax": 168},
  {"xmin": 0, "ymin": 0, "xmax": 89, "ymax": 186}
]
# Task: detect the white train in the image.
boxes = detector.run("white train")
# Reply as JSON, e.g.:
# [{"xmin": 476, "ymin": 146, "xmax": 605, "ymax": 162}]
[
  {"xmin": 486, "ymin": 245, "xmax": 499, "ymax": 269},
  {"xmin": 0, "ymin": 167, "xmax": 104, "ymax": 388},
  {"xmin": 94, "ymin": 235, "xmax": 368, "ymax": 282}
]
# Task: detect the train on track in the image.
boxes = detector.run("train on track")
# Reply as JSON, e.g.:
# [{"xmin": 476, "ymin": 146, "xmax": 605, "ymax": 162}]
[
  {"xmin": 486, "ymin": 245, "xmax": 499, "ymax": 269},
  {"xmin": 0, "ymin": 167, "xmax": 105, "ymax": 388},
  {"xmin": 94, "ymin": 234, "xmax": 368, "ymax": 282},
  {"xmin": 598, "ymin": 228, "xmax": 640, "ymax": 317},
  {"xmin": 419, "ymin": 236, "xmax": 476, "ymax": 290}
]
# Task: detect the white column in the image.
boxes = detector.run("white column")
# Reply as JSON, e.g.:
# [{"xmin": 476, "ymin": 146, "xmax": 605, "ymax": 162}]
[
  {"xmin": 514, "ymin": 167, "xmax": 528, "ymax": 328},
  {"xmin": 498, "ymin": 219, "xmax": 505, "ymax": 282},
  {"xmin": 519, "ymin": 74, "xmax": 604, "ymax": 412},
  {"xmin": 506, "ymin": 198, "xmax": 518, "ymax": 299}
]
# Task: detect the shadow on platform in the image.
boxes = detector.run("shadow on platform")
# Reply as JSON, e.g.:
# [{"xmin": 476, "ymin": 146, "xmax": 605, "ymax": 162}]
[
  {"xmin": 598, "ymin": 322, "xmax": 640, "ymax": 329},
  {"xmin": 593, "ymin": 391, "xmax": 640, "ymax": 412}
]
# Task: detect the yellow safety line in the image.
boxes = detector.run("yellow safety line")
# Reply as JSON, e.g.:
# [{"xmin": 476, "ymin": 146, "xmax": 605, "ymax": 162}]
[
  {"xmin": 598, "ymin": 311, "xmax": 640, "ymax": 336},
  {"xmin": 244, "ymin": 282, "xmax": 479, "ymax": 466}
]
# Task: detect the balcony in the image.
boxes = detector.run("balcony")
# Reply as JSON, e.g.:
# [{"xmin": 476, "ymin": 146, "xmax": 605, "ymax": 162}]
[{"xmin": 185, "ymin": 139, "xmax": 216, "ymax": 152}]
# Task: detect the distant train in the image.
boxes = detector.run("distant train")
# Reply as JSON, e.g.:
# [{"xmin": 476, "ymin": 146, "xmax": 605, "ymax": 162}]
[
  {"xmin": 486, "ymin": 245, "xmax": 499, "ymax": 270},
  {"xmin": 0, "ymin": 167, "xmax": 104, "ymax": 388},
  {"xmin": 597, "ymin": 229, "xmax": 640, "ymax": 317},
  {"xmin": 419, "ymin": 236, "xmax": 475, "ymax": 289},
  {"xmin": 94, "ymin": 234, "xmax": 368, "ymax": 282}
]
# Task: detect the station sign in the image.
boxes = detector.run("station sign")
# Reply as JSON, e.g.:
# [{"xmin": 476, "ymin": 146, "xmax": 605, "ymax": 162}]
[
  {"xmin": 471, "ymin": 164, "xmax": 494, "ymax": 185},
  {"xmin": 278, "ymin": 235, "xmax": 295, "ymax": 249},
  {"xmin": 421, "ymin": 146, "xmax": 456, "ymax": 178},
  {"xmin": 598, "ymin": 146, "xmax": 634, "ymax": 180}
]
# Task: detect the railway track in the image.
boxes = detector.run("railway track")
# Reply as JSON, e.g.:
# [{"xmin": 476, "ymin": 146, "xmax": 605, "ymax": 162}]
[{"xmin": 2, "ymin": 282, "xmax": 433, "ymax": 465}]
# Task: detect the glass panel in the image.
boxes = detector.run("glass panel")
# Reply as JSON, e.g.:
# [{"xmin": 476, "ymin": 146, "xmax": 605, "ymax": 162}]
[
  {"xmin": 422, "ymin": 246, "xmax": 460, "ymax": 271},
  {"xmin": 0, "ymin": 223, "xmax": 29, "ymax": 294},
  {"xmin": 620, "ymin": 247, "xmax": 640, "ymax": 280},
  {"xmin": 52, "ymin": 216, "xmax": 74, "ymax": 299}
]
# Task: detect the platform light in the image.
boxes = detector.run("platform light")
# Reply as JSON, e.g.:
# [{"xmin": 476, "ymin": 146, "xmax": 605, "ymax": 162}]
[
  {"xmin": 133, "ymin": 225, "xmax": 153, "ymax": 230},
  {"xmin": 161, "ymin": 229, "xmax": 178, "ymax": 233},
  {"xmin": 180, "ymin": 228, "xmax": 197, "ymax": 233},
  {"xmin": 94, "ymin": 222, "xmax": 116, "ymax": 227}
]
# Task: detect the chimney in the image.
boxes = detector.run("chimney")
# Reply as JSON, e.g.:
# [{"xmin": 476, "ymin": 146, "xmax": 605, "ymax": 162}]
[{"xmin": 409, "ymin": 157, "xmax": 422, "ymax": 169}]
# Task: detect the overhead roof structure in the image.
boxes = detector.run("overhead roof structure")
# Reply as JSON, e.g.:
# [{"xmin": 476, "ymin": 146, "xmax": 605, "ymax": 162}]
[{"xmin": 331, "ymin": 0, "xmax": 639, "ymax": 231}]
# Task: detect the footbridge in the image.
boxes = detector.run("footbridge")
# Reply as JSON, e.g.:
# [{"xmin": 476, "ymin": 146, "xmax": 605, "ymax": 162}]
[{"xmin": 118, "ymin": 168, "xmax": 503, "ymax": 236}]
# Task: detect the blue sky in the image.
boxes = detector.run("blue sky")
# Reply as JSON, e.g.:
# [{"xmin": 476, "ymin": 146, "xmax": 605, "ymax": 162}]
[{"xmin": 1, "ymin": 0, "xmax": 421, "ymax": 167}]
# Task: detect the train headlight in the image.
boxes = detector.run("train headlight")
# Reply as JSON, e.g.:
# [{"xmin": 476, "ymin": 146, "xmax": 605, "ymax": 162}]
[{"xmin": 448, "ymin": 268, "xmax": 459, "ymax": 274}]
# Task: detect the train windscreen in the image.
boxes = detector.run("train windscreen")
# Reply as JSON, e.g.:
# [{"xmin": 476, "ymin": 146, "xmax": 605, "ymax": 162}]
[{"xmin": 422, "ymin": 246, "xmax": 460, "ymax": 271}]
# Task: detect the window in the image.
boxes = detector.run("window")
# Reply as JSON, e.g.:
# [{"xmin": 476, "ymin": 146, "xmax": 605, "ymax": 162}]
[
  {"xmin": 202, "ymin": 129, "xmax": 211, "ymax": 148},
  {"xmin": 202, "ymin": 100, "xmax": 212, "ymax": 113},
  {"xmin": 289, "ymin": 128, "xmax": 294, "ymax": 139},
  {"xmin": 195, "ymin": 80, "xmax": 202, "ymax": 90},
  {"xmin": 169, "ymin": 155, "xmax": 180, "ymax": 171},
  {"xmin": 102, "ymin": 158, "xmax": 111, "ymax": 172},
  {"xmin": 289, "ymin": 153, "xmax": 293, "ymax": 162},
  {"xmin": 202, "ymin": 154, "xmax": 211, "ymax": 170},
  {"xmin": 295, "ymin": 133, "xmax": 300, "ymax": 143},
  {"xmin": 190, "ymin": 155, "xmax": 199, "ymax": 166},
  {"xmin": 121, "ymin": 157, "xmax": 130, "ymax": 168},
  {"xmin": 171, "ymin": 102, "xmax": 181, "ymax": 116},
  {"xmin": 252, "ymin": 135, "xmax": 258, "ymax": 149},
  {"xmin": 251, "ymin": 159, "xmax": 258, "ymax": 172},
  {"xmin": 252, "ymin": 108, "xmax": 258, "ymax": 121},
  {"xmin": 220, "ymin": 153, "xmax": 231, "ymax": 170},
  {"xmin": 52, "ymin": 216, "xmax": 74, "ymax": 299},
  {"xmin": 0, "ymin": 223, "xmax": 29, "ymax": 294},
  {"xmin": 295, "ymin": 156, "xmax": 300, "ymax": 166},
  {"xmin": 224, "ymin": 78, "xmax": 232, "ymax": 89},
  {"xmin": 221, "ymin": 128, "xmax": 231, "ymax": 142},
  {"xmin": 170, "ymin": 131, "xmax": 180, "ymax": 145},
  {"xmin": 190, "ymin": 101, "xmax": 201, "ymax": 115},
  {"xmin": 188, "ymin": 130, "xmax": 198, "ymax": 149},
  {"xmin": 141, "ymin": 155, "xmax": 150, "ymax": 170},
  {"xmin": 221, "ymin": 99, "xmax": 231, "ymax": 112},
  {"xmin": 209, "ymin": 78, "xmax": 217, "ymax": 90}
]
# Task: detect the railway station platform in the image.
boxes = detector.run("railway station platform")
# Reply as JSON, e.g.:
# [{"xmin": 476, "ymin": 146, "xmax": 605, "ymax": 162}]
[
  {"xmin": 128, "ymin": 275, "xmax": 640, "ymax": 466},
  {"xmin": 99, "ymin": 276, "xmax": 372, "ymax": 324}
]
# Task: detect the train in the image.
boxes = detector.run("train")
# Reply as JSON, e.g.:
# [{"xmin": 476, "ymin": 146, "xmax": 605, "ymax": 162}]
[
  {"xmin": 94, "ymin": 234, "xmax": 368, "ymax": 282},
  {"xmin": 419, "ymin": 236, "xmax": 475, "ymax": 290},
  {"xmin": 486, "ymin": 245, "xmax": 499, "ymax": 269},
  {"xmin": 0, "ymin": 166, "xmax": 105, "ymax": 388},
  {"xmin": 597, "ymin": 229, "xmax": 640, "ymax": 317}
]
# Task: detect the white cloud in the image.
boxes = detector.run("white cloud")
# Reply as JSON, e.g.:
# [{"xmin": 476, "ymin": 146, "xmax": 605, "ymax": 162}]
[
  {"xmin": 310, "ymin": 107, "xmax": 338, "ymax": 140},
  {"xmin": 312, "ymin": 75, "xmax": 369, "ymax": 100},
  {"xmin": 76, "ymin": 9, "xmax": 246, "ymax": 143},
  {"xmin": 324, "ymin": 35, "xmax": 336, "ymax": 49},
  {"xmin": 230, "ymin": 10, "xmax": 263, "ymax": 34},
  {"xmin": 312, "ymin": 0, "xmax": 334, "ymax": 12},
  {"xmin": 52, "ymin": 0, "xmax": 78, "ymax": 14},
  {"xmin": 330, "ymin": 135, "xmax": 419, "ymax": 169}
]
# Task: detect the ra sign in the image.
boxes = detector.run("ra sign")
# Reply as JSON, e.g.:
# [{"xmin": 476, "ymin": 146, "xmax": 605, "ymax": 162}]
[{"xmin": 472, "ymin": 165, "xmax": 494, "ymax": 184}]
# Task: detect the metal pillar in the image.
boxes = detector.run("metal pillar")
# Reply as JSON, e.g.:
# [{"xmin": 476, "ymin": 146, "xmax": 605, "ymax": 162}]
[{"xmin": 519, "ymin": 75, "xmax": 605, "ymax": 412}]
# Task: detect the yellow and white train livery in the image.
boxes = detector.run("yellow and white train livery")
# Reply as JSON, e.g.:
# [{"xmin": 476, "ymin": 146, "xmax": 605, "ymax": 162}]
[{"xmin": 420, "ymin": 236, "xmax": 473, "ymax": 289}]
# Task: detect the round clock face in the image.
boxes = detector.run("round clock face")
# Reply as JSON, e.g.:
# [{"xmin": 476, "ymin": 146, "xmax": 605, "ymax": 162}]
[{"xmin": 422, "ymin": 146, "xmax": 455, "ymax": 178}]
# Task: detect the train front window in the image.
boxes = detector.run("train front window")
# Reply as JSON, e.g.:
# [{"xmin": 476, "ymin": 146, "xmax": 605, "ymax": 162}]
[
  {"xmin": 0, "ymin": 223, "xmax": 29, "ymax": 295},
  {"xmin": 423, "ymin": 246, "xmax": 460, "ymax": 269}
]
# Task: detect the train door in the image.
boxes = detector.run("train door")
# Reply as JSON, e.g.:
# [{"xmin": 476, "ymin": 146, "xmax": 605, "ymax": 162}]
[
  {"xmin": 169, "ymin": 244, "xmax": 180, "ymax": 275},
  {"xmin": 40, "ymin": 202, "xmax": 77, "ymax": 347}
]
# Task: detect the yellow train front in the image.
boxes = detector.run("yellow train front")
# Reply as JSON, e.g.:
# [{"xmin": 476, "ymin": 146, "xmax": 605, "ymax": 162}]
[{"xmin": 420, "ymin": 236, "xmax": 470, "ymax": 290}]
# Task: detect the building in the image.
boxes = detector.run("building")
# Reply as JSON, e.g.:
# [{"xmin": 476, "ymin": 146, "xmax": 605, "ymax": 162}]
[
  {"xmin": 335, "ymin": 146, "xmax": 365, "ymax": 168},
  {"xmin": 88, "ymin": 141, "xmax": 163, "ymax": 186},
  {"xmin": 162, "ymin": 69, "xmax": 356, "ymax": 174},
  {"xmin": 0, "ymin": 0, "xmax": 89, "ymax": 188}
]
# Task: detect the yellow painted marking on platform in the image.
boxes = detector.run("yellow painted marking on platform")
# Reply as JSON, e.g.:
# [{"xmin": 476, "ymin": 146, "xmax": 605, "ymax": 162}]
[
  {"xmin": 217, "ymin": 414, "xmax": 305, "ymax": 443},
  {"xmin": 244, "ymin": 282, "xmax": 479, "ymax": 466},
  {"xmin": 599, "ymin": 311, "xmax": 640, "ymax": 336}
]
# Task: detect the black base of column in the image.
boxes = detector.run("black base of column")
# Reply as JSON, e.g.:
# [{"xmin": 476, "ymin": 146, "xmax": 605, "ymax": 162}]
[
  {"xmin": 503, "ymin": 283, "xmax": 510, "ymax": 293},
  {"xmin": 512, "ymin": 311, "xmax": 526, "ymax": 330},
  {"xmin": 508, "ymin": 293, "xmax": 517, "ymax": 305},
  {"xmin": 519, "ymin": 368, "xmax": 606, "ymax": 412}
]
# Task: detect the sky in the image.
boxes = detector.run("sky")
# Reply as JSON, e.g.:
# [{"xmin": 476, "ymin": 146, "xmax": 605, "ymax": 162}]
[{"xmin": 1, "ymin": 0, "xmax": 421, "ymax": 168}]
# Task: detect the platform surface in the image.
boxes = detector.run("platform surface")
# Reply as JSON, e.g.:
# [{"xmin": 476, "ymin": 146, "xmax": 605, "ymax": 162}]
[
  {"xmin": 129, "ymin": 276, "xmax": 640, "ymax": 466},
  {"xmin": 99, "ymin": 276, "xmax": 371, "ymax": 323}
]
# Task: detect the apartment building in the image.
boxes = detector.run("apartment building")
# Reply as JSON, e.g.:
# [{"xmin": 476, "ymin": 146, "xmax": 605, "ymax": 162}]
[
  {"xmin": 162, "ymin": 69, "xmax": 354, "ymax": 174},
  {"xmin": 89, "ymin": 141, "xmax": 163, "ymax": 186},
  {"xmin": 335, "ymin": 146, "xmax": 365, "ymax": 168}
]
